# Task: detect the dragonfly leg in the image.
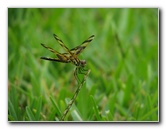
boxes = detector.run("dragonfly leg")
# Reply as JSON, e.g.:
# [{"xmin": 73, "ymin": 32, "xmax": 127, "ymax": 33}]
[
  {"xmin": 74, "ymin": 67, "xmax": 81, "ymax": 83},
  {"xmin": 78, "ymin": 67, "xmax": 89, "ymax": 75},
  {"xmin": 74, "ymin": 67, "xmax": 90, "ymax": 83}
]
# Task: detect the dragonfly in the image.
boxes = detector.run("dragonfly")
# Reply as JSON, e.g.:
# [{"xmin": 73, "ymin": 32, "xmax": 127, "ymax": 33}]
[{"xmin": 40, "ymin": 34, "xmax": 95, "ymax": 82}]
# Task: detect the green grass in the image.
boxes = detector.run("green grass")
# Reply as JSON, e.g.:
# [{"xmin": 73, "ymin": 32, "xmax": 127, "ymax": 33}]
[{"xmin": 8, "ymin": 8, "xmax": 158, "ymax": 121}]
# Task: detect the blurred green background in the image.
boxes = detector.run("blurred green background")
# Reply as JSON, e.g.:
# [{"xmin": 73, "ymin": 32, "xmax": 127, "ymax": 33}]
[{"xmin": 8, "ymin": 8, "xmax": 158, "ymax": 121}]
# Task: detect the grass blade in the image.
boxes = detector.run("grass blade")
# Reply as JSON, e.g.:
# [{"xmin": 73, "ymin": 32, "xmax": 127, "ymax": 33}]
[
  {"xmin": 90, "ymin": 95, "xmax": 101, "ymax": 120},
  {"xmin": 50, "ymin": 96, "xmax": 62, "ymax": 117},
  {"xmin": 26, "ymin": 106, "xmax": 36, "ymax": 121}
]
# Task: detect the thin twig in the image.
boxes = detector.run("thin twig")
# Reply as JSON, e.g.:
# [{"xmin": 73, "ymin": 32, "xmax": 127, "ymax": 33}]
[{"xmin": 60, "ymin": 69, "xmax": 91, "ymax": 121}]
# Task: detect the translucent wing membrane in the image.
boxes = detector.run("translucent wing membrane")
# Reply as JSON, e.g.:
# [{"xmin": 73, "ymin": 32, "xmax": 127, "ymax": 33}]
[
  {"xmin": 40, "ymin": 57, "xmax": 69, "ymax": 63},
  {"xmin": 53, "ymin": 34, "xmax": 74, "ymax": 56},
  {"xmin": 40, "ymin": 34, "xmax": 94, "ymax": 68},
  {"xmin": 41, "ymin": 43, "xmax": 70, "ymax": 62},
  {"xmin": 70, "ymin": 35, "xmax": 95, "ymax": 55}
]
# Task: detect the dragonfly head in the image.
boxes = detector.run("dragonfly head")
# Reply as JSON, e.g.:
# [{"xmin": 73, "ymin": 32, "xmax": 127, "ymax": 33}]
[{"xmin": 80, "ymin": 60, "xmax": 86, "ymax": 67}]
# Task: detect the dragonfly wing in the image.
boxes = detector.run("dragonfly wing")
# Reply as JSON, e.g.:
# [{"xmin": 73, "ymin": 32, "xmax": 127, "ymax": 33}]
[
  {"xmin": 41, "ymin": 43, "xmax": 69, "ymax": 61},
  {"xmin": 40, "ymin": 57, "xmax": 70, "ymax": 63},
  {"xmin": 53, "ymin": 34, "xmax": 73, "ymax": 56},
  {"xmin": 41, "ymin": 43, "xmax": 61, "ymax": 55},
  {"xmin": 70, "ymin": 35, "xmax": 95, "ymax": 55}
]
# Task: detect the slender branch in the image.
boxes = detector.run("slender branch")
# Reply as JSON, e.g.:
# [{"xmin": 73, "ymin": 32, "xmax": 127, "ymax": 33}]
[{"xmin": 60, "ymin": 69, "xmax": 91, "ymax": 121}]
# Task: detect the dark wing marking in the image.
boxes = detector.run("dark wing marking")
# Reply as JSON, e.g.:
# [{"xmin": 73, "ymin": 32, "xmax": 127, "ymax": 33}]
[
  {"xmin": 70, "ymin": 35, "xmax": 95, "ymax": 55},
  {"xmin": 53, "ymin": 34, "xmax": 73, "ymax": 56},
  {"xmin": 40, "ymin": 57, "xmax": 69, "ymax": 63},
  {"xmin": 41, "ymin": 43, "xmax": 69, "ymax": 61},
  {"xmin": 41, "ymin": 43, "xmax": 61, "ymax": 55}
]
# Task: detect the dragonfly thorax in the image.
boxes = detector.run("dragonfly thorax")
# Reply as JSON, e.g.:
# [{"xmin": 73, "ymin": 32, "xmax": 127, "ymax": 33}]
[{"xmin": 79, "ymin": 60, "xmax": 86, "ymax": 67}]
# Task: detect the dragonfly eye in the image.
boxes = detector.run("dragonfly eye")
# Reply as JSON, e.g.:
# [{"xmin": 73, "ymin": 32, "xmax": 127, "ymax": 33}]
[{"xmin": 80, "ymin": 60, "xmax": 86, "ymax": 66}]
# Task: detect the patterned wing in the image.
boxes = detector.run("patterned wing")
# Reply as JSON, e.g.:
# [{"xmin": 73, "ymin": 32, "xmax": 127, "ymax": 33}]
[
  {"xmin": 53, "ymin": 34, "xmax": 73, "ymax": 56},
  {"xmin": 41, "ymin": 43, "xmax": 70, "ymax": 62},
  {"xmin": 40, "ymin": 57, "xmax": 70, "ymax": 63},
  {"xmin": 70, "ymin": 35, "xmax": 95, "ymax": 56}
]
